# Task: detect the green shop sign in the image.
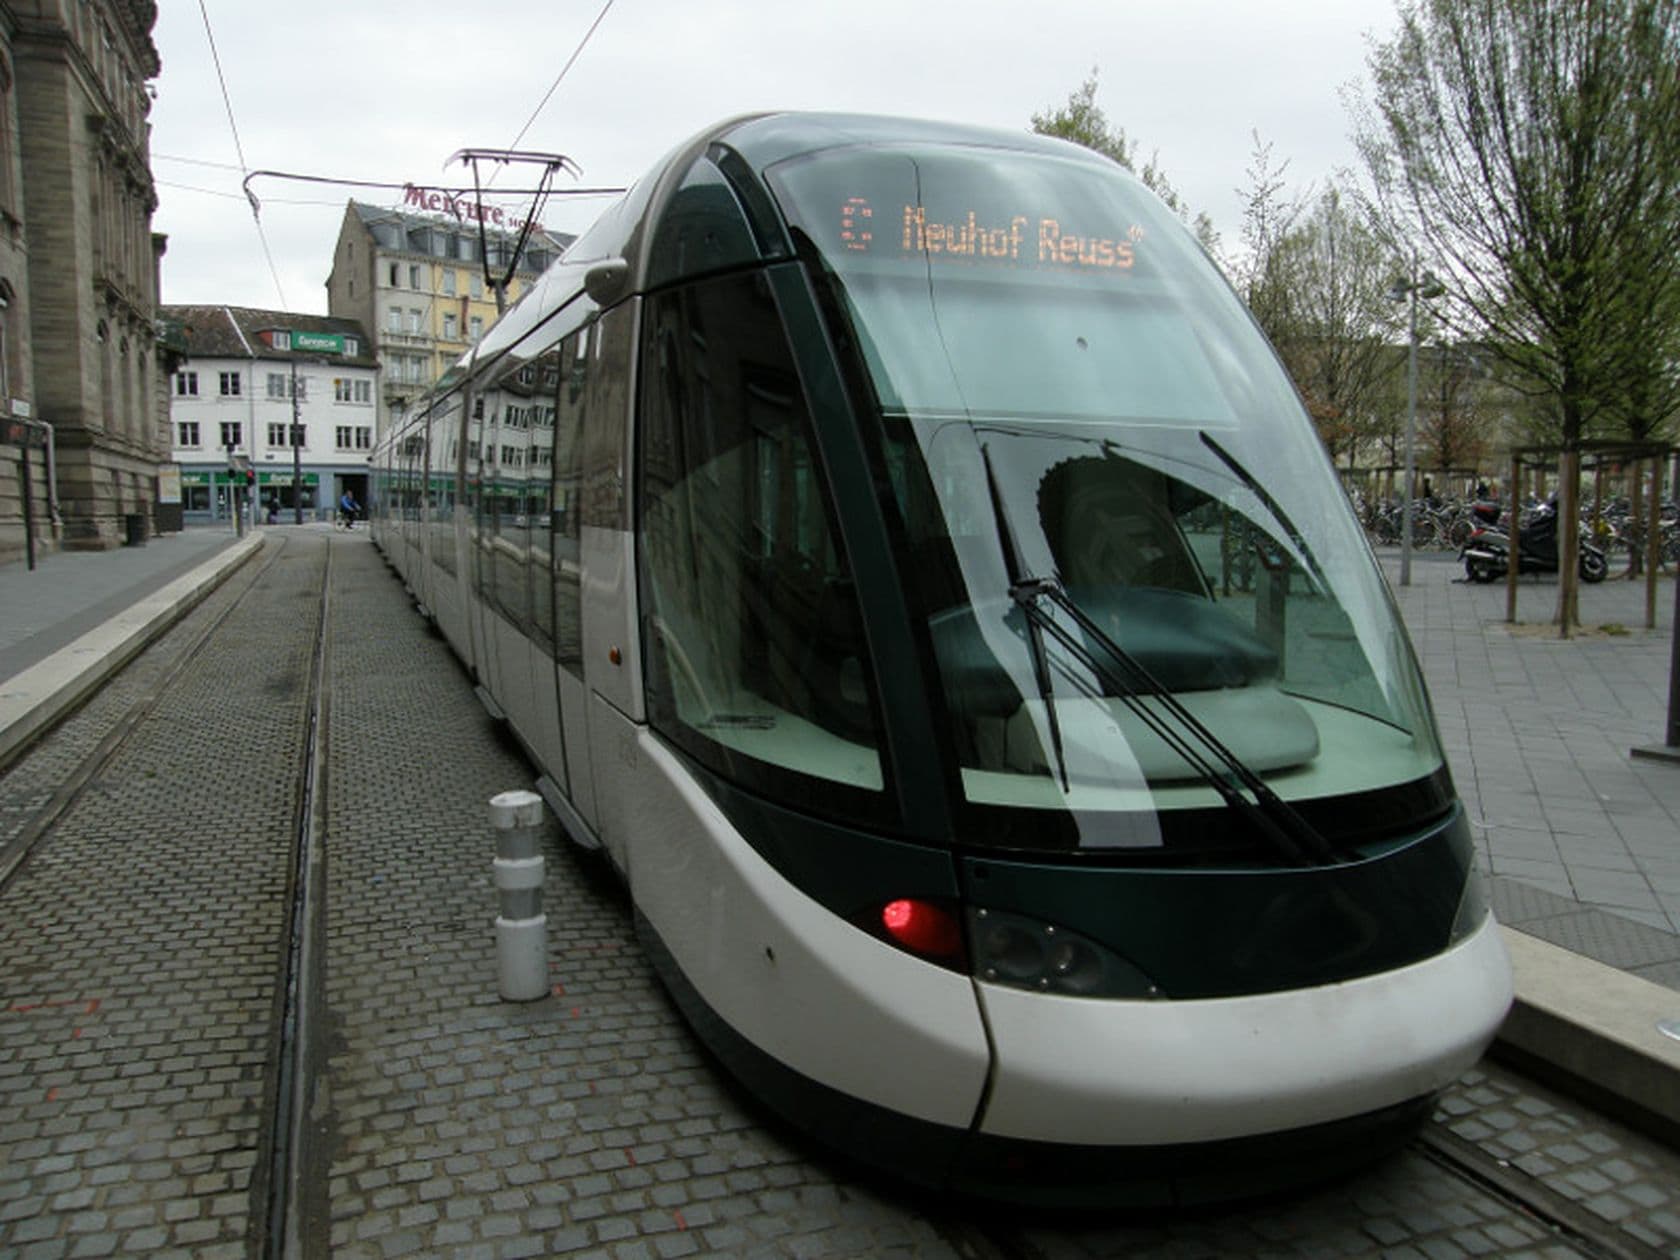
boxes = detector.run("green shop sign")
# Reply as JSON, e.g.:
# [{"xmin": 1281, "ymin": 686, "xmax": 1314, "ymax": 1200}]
[
  {"xmin": 292, "ymin": 330, "xmax": 346, "ymax": 354},
  {"xmin": 206, "ymin": 470, "xmax": 320, "ymax": 487}
]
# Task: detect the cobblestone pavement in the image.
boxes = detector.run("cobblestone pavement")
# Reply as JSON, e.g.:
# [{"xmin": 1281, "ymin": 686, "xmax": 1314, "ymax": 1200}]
[
  {"xmin": 4, "ymin": 532, "xmax": 1680, "ymax": 1258},
  {"xmin": 0, "ymin": 535, "xmax": 320, "ymax": 1258}
]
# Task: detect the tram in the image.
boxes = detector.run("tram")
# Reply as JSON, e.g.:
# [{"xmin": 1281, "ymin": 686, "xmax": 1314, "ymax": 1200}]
[{"xmin": 370, "ymin": 113, "xmax": 1512, "ymax": 1206}]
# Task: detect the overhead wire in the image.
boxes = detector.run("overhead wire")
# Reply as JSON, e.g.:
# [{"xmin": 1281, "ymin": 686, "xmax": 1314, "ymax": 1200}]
[
  {"xmin": 197, "ymin": 0, "xmax": 288, "ymax": 307},
  {"xmin": 503, "ymin": 0, "xmax": 618, "ymax": 159}
]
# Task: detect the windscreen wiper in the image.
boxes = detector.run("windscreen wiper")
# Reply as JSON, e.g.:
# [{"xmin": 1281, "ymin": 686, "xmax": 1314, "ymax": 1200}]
[
  {"xmin": 1009, "ymin": 575, "xmax": 1337, "ymax": 866},
  {"xmin": 982, "ymin": 444, "xmax": 1070, "ymax": 791},
  {"xmin": 977, "ymin": 437, "xmax": 1333, "ymax": 865}
]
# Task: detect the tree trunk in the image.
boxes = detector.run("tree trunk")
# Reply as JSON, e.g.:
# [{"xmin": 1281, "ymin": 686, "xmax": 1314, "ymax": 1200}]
[{"xmin": 1556, "ymin": 450, "xmax": 1580, "ymax": 637}]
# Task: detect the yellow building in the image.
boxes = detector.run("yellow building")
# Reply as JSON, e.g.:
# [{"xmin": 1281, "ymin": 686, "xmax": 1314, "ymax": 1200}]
[{"xmin": 325, "ymin": 200, "xmax": 571, "ymax": 435}]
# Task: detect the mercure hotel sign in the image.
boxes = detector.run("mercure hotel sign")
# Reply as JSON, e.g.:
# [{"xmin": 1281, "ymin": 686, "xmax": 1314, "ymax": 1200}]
[{"xmin": 400, "ymin": 184, "xmax": 545, "ymax": 234}]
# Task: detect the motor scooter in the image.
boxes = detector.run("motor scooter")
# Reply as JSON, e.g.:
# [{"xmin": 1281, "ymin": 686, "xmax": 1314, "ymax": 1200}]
[{"xmin": 1460, "ymin": 502, "xmax": 1608, "ymax": 583}]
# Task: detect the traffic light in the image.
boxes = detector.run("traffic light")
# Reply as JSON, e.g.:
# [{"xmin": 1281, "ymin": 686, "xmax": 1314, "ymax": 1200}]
[{"xmin": 245, "ymin": 469, "xmax": 256, "ymax": 488}]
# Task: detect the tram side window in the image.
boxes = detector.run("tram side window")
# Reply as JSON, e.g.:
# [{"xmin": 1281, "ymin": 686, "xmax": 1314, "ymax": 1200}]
[
  {"xmin": 477, "ymin": 385, "xmax": 532, "ymax": 633},
  {"xmin": 400, "ymin": 433, "xmax": 426, "ymax": 530},
  {"xmin": 465, "ymin": 390, "xmax": 487, "ymax": 597},
  {"xmin": 552, "ymin": 330, "xmax": 587, "ymax": 670},
  {"xmin": 429, "ymin": 399, "xmax": 461, "ymax": 576},
  {"xmin": 638, "ymin": 271, "xmax": 888, "ymax": 810},
  {"xmin": 528, "ymin": 346, "xmax": 560, "ymax": 656}
]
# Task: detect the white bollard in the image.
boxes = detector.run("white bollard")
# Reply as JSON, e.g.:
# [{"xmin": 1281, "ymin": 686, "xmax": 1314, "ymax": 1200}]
[{"xmin": 490, "ymin": 789, "xmax": 549, "ymax": 1002}]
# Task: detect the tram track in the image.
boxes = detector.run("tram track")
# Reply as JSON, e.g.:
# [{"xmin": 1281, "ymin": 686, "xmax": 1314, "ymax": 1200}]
[
  {"xmin": 0, "ymin": 535, "xmax": 286, "ymax": 894},
  {"xmin": 1415, "ymin": 1119, "xmax": 1671, "ymax": 1260},
  {"xmin": 263, "ymin": 534, "xmax": 334, "ymax": 1260},
  {"xmin": 0, "ymin": 531, "xmax": 339, "ymax": 1258}
]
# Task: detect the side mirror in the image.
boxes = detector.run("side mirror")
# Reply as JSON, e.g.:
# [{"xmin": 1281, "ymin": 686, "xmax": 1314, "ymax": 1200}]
[{"xmin": 584, "ymin": 258, "xmax": 630, "ymax": 306}]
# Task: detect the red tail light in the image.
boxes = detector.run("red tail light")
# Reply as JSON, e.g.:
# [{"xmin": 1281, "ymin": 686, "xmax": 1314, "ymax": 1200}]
[{"xmin": 880, "ymin": 899, "xmax": 964, "ymax": 961}]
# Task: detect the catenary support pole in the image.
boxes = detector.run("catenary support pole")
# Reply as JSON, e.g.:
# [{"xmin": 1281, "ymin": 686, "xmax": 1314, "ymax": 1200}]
[{"xmin": 490, "ymin": 789, "xmax": 549, "ymax": 1001}]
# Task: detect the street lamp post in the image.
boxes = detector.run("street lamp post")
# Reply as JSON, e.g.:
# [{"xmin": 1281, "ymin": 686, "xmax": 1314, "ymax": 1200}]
[
  {"xmin": 290, "ymin": 357, "xmax": 303, "ymax": 524},
  {"xmin": 1389, "ymin": 254, "xmax": 1444, "ymax": 587}
]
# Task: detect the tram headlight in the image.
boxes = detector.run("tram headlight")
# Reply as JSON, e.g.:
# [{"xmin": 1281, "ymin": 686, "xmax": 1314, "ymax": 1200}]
[{"xmin": 968, "ymin": 908, "xmax": 1162, "ymax": 999}]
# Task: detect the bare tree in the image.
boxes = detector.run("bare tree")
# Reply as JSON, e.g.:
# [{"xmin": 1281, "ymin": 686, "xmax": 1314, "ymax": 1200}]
[
  {"xmin": 1355, "ymin": 0, "xmax": 1680, "ymax": 627},
  {"xmin": 1269, "ymin": 187, "xmax": 1406, "ymax": 468},
  {"xmin": 1031, "ymin": 69, "xmax": 1220, "ymax": 254}
]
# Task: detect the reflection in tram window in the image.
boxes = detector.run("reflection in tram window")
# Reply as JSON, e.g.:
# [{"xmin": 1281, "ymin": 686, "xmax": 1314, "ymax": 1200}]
[
  {"xmin": 638, "ymin": 272, "xmax": 888, "ymax": 817},
  {"xmin": 429, "ymin": 399, "xmax": 459, "ymax": 576},
  {"xmin": 552, "ymin": 330, "xmax": 587, "ymax": 669},
  {"xmin": 528, "ymin": 345, "xmax": 560, "ymax": 656}
]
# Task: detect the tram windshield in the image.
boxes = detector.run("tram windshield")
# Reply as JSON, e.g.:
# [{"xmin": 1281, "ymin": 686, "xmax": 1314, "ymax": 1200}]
[{"xmin": 766, "ymin": 142, "xmax": 1447, "ymax": 854}]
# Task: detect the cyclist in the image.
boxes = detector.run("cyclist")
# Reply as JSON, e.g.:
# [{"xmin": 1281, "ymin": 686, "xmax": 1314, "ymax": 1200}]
[{"xmin": 339, "ymin": 489, "xmax": 361, "ymax": 530}]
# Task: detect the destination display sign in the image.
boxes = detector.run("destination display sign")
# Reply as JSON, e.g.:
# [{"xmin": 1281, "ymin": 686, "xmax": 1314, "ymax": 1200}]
[{"xmin": 835, "ymin": 195, "xmax": 1145, "ymax": 274}]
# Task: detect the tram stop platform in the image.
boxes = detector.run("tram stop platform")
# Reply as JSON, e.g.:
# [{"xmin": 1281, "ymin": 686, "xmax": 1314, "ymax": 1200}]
[{"xmin": 2, "ymin": 525, "xmax": 1680, "ymax": 1147}]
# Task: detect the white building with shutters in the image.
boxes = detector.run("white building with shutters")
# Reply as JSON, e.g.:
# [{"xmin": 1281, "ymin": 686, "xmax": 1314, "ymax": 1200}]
[{"xmin": 160, "ymin": 306, "xmax": 379, "ymax": 523}]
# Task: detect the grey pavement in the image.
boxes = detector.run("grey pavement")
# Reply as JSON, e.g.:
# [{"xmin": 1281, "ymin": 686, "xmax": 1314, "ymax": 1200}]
[
  {"xmin": 1380, "ymin": 549, "xmax": 1680, "ymax": 989},
  {"xmin": 0, "ymin": 524, "xmax": 245, "ymax": 684}
]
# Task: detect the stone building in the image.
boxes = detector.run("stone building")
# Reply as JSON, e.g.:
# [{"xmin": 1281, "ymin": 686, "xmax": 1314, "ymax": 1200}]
[
  {"xmin": 0, "ymin": 1, "xmax": 164, "ymax": 562},
  {"xmin": 325, "ymin": 199, "xmax": 569, "ymax": 438}
]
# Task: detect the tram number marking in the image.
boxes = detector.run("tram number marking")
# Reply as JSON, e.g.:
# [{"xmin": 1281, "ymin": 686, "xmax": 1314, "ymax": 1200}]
[{"xmin": 839, "ymin": 199, "xmax": 1142, "ymax": 272}]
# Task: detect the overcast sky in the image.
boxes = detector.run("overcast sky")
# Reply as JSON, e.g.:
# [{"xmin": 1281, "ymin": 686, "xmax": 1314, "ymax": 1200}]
[{"xmin": 149, "ymin": 0, "xmax": 1404, "ymax": 316}]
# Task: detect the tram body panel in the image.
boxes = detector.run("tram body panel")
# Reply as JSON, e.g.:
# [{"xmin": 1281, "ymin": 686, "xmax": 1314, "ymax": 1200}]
[
  {"xmin": 621, "ymin": 725, "xmax": 992, "ymax": 1127},
  {"xmin": 974, "ymin": 916, "xmax": 1510, "ymax": 1146},
  {"xmin": 489, "ymin": 615, "xmax": 540, "ymax": 757},
  {"xmin": 431, "ymin": 516, "xmax": 472, "ymax": 670},
  {"xmin": 555, "ymin": 666, "xmax": 597, "ymax": 833}
]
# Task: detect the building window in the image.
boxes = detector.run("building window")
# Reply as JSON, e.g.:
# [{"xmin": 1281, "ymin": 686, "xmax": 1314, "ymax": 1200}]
[
  {"xmin": 442, "ymin": 313, "xmax": 458, "ymax": 340},
  {"xmin": 219, "ymin": 421, "xmax": 242, "ymax": 449},
  {"xmin": 387, "ymin": 262, "xmax": 398, "ymax": 286},
  {"xmin": 177, "ymin": 421, "xmax": 200, "ymax": 447},
  {"xmin": 409, "ymin": 263, "xmax": 422, "ymax": 289},
  {"xmin": 268, "ymin": 422, "xmax": 288, "ymax": 446},
  {"xmin": 407, "ymin": 309, "xmax": 422, "ymax": 334},
  {"xmin": 386, "ymin": 307, "xmax": 402, "ymax": 334},
  {"xmin": 442, "ymin": 269, "xmax": 456, "ymax": 296},
  {"xmin": 469, "ymin": 316, "xmax": 484, "ymax": 342},
  {"xmin": 354, "ymin": 380, "xmax": 371, "ymax": 404},
  {"xmin": 267, "ymin": 373, "xmax": 287, "ymax": 399},
  {"xmin": 335, "ymin": 378, "xmax": 353, "ymax": 403},
  {"xmin": 345, "ymin": 337, "xmax": 359, "ymax": 356},
  {"xmin": 219, "ymin": 371, "xmax": 240, "ymax": 397},
  {"xmin": 356, "ymin": 426, "xmax": 373, "ymax": 450},
  {"xmin": 175, "ymin": 370, "xmax": 198, "ymax": 397},
  {"xmin": 336, "ymin": 425, "xmax": 353, "ymax": 449},
  {"xmin": 470, "ymin": 272, "xmax": 483, "ymax": 299}
]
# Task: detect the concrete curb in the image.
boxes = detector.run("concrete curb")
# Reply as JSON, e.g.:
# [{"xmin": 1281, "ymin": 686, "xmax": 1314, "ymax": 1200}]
[
  {"xmin": 0, "ymin": 533, "xmax": 264, "ymax": 772},
  {"xmin": 1496, "ymin": 926, "xmax": 1680, "ymax": 1145}
]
